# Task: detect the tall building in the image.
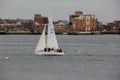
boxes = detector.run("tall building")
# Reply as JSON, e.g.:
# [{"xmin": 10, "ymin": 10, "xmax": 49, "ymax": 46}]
[
  {"xmin": 69, "ymin": 11, "xmax": 97, "ymax": 31},
  {"xmin": 34, "ymin": 14, "xmax": 48, "ymax": 33},
  {"xmin": 75, "ymin": 14, "xmax": 97, "ymax": 31},
  {"xmin": 69, "ymin": 11, "xmax": 83, "ymax": 25},
  {"xmin": 34, "ymin": 14, "xmax": 48, "ymax": 24}
]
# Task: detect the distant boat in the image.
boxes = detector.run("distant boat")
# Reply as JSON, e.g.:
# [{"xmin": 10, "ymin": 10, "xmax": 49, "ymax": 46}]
[
  {"xmin": 35, "ymin": 14, "xmax": 64, "ymax": 56},
  {"xmin": 5, "ymin": 57, "xmax": 10, "ymax": 60}
]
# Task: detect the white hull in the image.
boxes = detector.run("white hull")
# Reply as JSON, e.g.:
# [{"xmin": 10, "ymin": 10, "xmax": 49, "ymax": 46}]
[{"xmin": 35, "ymin": 51, "xmax": 64, "ymax": 56}]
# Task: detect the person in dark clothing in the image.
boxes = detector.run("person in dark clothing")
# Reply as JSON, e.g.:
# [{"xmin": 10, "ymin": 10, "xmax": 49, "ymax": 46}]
[
  {"xmin": 57, "ymin": 49, "xmax": 59, "ymax": 52},
  {"xmin": 51, "ymin": 47, "xmax": 54, "ymax": 51},
  {"xmin": 44, "ymin": 47, "xmax": 47, "ymax": 52},
  {"xmin": 59, "ymin": 48, "xmax": 62, "ymax": 52},
  {"xmin": 48, "ymin": 47, "xmax": 50, "ymax": 52}
]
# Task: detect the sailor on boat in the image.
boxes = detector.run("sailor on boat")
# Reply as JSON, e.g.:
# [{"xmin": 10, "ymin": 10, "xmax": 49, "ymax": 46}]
[{"xmin": 44, "ymin": 47, "xmax": 62, "ymax": 52}]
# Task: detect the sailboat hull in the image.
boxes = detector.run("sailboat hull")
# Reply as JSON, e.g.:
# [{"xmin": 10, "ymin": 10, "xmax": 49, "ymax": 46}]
[{"xmin": 35, "ymin": 51, "xmax": 64, "ymax": 56}]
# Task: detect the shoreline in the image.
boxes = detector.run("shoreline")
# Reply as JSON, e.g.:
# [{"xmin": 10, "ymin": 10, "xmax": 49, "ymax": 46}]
[{"xmin": 0, "ymin": 30, "xmax": 120, "ymax": 35}]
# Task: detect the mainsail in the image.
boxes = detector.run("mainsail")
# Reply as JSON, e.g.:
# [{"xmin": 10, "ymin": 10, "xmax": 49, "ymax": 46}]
[
  {"xmin": 35, "ymin": 26, "xmax": 46, "ymax": 52},
  {"xmin": 47, "ymin": 14, "xmax": 59, "ymax": 49}
]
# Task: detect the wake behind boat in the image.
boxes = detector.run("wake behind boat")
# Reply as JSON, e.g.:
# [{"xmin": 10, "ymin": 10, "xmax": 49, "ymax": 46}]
[{"xmin": 35, "ymin": 14, "xmax": 64, "ymax": 56}]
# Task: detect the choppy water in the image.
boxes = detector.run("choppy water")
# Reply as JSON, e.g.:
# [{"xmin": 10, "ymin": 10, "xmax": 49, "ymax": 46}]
[{"xmin": 0, "ymin": 35, "xmax": 120, "ymax": 80}]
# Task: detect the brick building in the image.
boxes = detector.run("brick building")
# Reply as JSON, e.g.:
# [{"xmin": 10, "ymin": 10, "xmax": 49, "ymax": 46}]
[
  {"xmin": 104, "ymin": 20, "xmax": 120, "ymax": 33},
  {"xmin": 69, "ymin": 11, "xmax": 83, "ymax": 24},
  {"xmin": 54, "ymin": 20, "xmax": 69, "ymax": 34},
  {"xmin": 69, "ymin": 11, "xmax": 83, "ymax": 30},
  {"xmin": 75, "ymin": 14, "xmax": 97, "ymax": 31},
  {"xmin": 69, "ymin": 11, "xmax": 97, "ymax": 32},
  {"xmin": 34, "ymin": 14, "xmax": 48, "ymax": 33}
]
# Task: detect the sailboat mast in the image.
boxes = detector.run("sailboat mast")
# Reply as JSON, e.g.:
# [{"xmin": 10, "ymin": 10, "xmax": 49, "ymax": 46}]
[{"xmin": 45, "ymin": 24, "xmax": 47, "ymax": 48}]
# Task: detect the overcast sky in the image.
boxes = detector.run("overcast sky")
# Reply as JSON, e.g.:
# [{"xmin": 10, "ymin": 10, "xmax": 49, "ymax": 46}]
[{"xmin": 0, "ymin": 0, "xmax": 120, "ymax": 22}]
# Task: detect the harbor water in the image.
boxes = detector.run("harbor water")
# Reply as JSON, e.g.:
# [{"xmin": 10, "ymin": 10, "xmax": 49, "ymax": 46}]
[{"xmin": 0, "ymin": 35, "xmax": 120, "ymax": 80}]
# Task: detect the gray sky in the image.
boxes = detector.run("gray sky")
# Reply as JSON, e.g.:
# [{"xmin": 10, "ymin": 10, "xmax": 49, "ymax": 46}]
[{"xmin": 0, "ymin": 0, "xmax": 120, "ymax": 22}]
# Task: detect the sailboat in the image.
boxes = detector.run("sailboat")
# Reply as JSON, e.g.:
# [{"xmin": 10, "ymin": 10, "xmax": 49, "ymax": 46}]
[{"xmin": 35, "ymin": 14, "xmax": 64, "ymax": 56}]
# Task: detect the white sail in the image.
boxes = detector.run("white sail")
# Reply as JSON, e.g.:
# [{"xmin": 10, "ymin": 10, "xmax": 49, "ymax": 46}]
[
  {"xmin": 47, "ymin": 14, "xmax": 59, "ymax": 49},
  {"xmin": 35, "ymin": 26, "xmax": 46, "ymax": 52},
  {"xmin": 35, "ymin": 14, "xmax": 64, "ymax": 56}
]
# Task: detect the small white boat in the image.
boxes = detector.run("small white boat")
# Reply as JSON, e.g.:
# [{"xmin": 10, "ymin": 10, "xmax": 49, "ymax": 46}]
[
  {"xmin": 35, "ymin": 14, "xmax": 64, "ymax": 56},
  {"xmin": 5, "ymin": 57, "xmax": 10, "ymax": 60}
]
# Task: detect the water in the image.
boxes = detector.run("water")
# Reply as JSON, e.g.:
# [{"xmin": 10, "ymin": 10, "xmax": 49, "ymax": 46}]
[{"xmin": 0, "ymin": 35, "xmax": 120, "ymax": 80}]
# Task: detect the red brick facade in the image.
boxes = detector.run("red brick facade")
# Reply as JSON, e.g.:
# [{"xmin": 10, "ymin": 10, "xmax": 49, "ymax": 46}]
[
  {"xmin": 34, "ymin": 14, "xmax": 48, "ymax": 24},
  {"xmin": 75, "ymin": 15, "xmax": 97, "ymax": 31},
  {"xmin": 34, "ymin": 14, "xmax": 48, "ymax": 33},
  {"xmin": 69, "ymin": 11, "xmax": 97, "ymax": 31}
]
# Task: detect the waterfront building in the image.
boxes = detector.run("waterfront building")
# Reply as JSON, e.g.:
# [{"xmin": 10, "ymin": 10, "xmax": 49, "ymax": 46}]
[
  {"xmin": 98, "ymin": 20, "xmax": 120, "ymax": 34},
  {"xmin": 113, "ymin": 21, "xmax": 120, "ymax": 31},
  {"xmin": 75, "ymin": 14, "xmax": 97, "ymax": 31},
  {"xmin": 0, "ymin": 18, "xmax": 33, "ymax": 34},
  {"xmin": 34, "ymin": 14, "xmax": 48, "ymax": 33},
  {"xmin": 54, "ymin": 20, "xmax": 69, "ymax": 34},
  {"xmin": 69, "ymin": 11, "xmax": 83, "ymax": 24},
  {"xmin": 106, "ymin": 21, "xmax": 120, "ymax": 33},
  {"xmin": 69, "ymin": 11, "xmax": 83, "ymax": 30},
  {"xmin": 69, "ymin": 11, "xmax": 97, "ymax": 32}
]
